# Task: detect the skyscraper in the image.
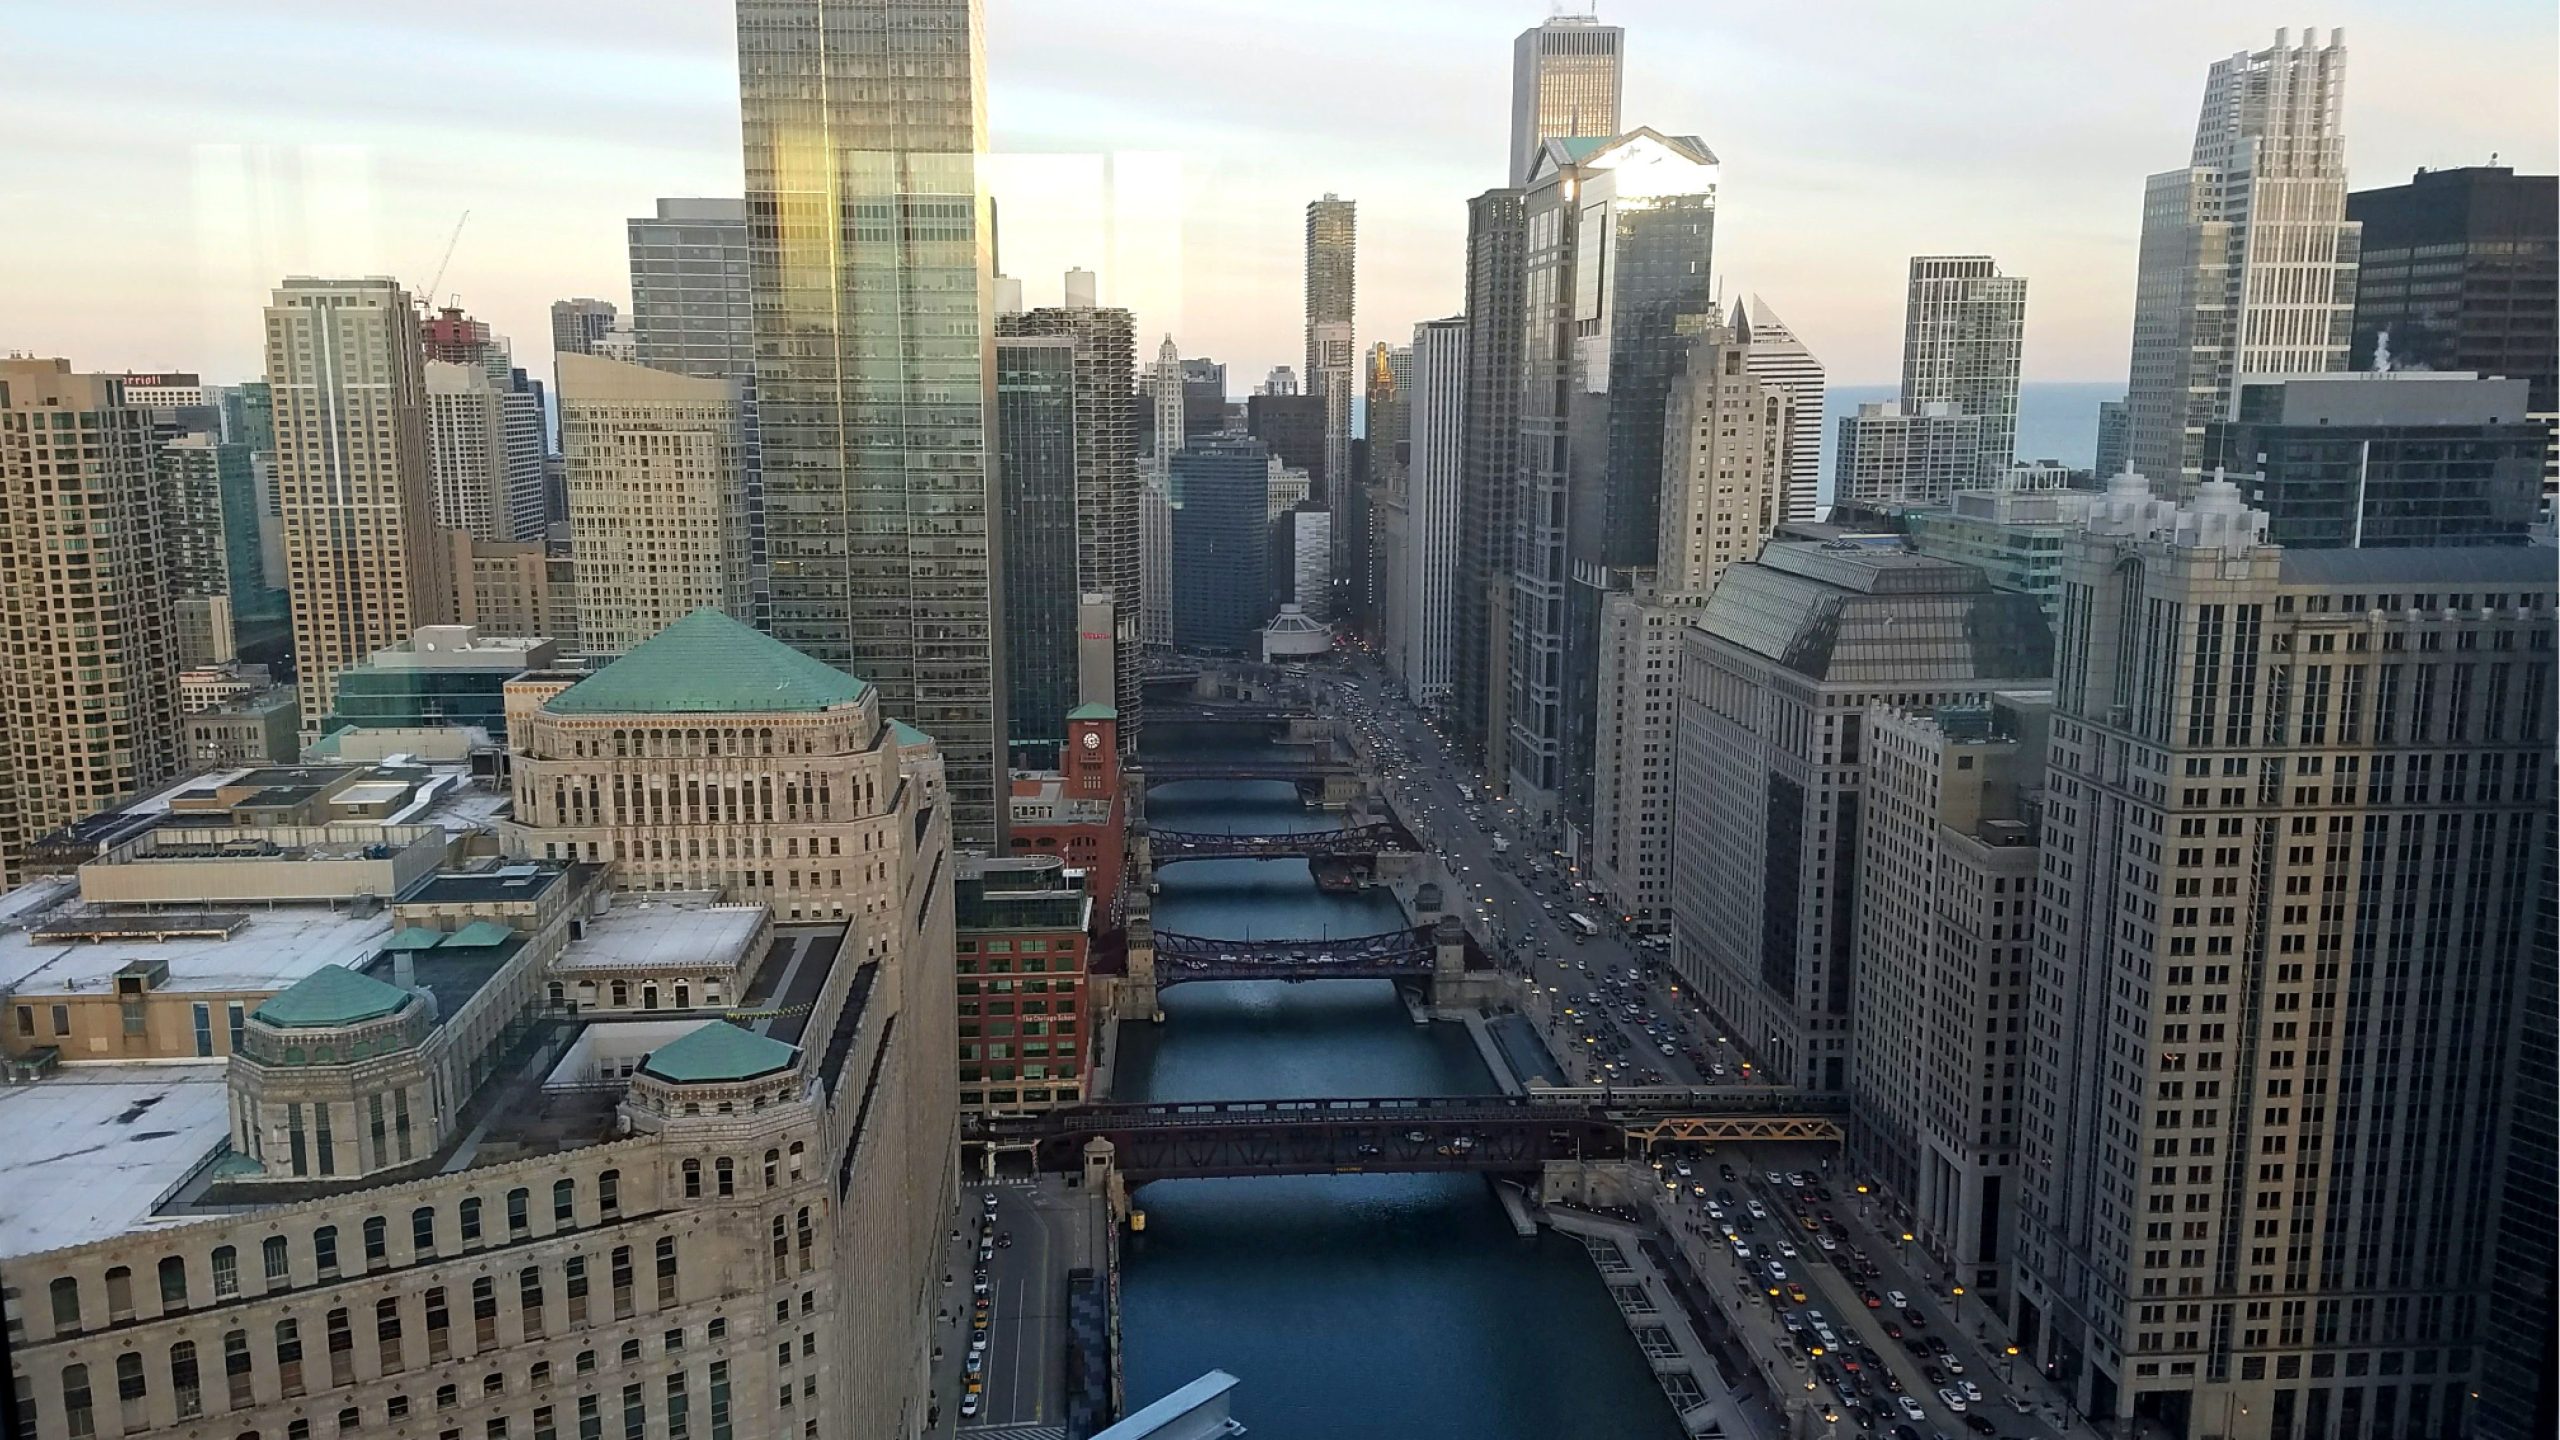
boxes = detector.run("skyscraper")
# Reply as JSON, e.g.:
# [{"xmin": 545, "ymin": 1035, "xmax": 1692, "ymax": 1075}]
[
  {"xmin": 2212, "ymin": 373, "xmax": 2546, "ymax": 549},
  {"xmin": 426, "ymin": 360, "xmax": 546, "ymax": 542},
  {"xmin": 1345, "ymin": 340, "xmax": 1411, "ymax": 631},
  {"xmin": 1170, "ymin": 436, "xmax": 1276, "ymax": 654},
  {"xmin": 0, "ymin": 361, "xmax": 179, "ymax": 885},
  {"xmin": 1902, "ymin": 255, "xmax": 2027, "ymax": 483},
  {"xmin": 1456, "ymin": 187, "xmax": 1527, "ymax": 777},
  {"xmin": 1399, "ymin": 318, "xmax": 1467, "ymax": 711},
  {"xmin": 557, "ymin": 353, "xmax": 751, "ymax": 656},
  {"xmin": 550, "ymin": 296, "xmax": 618, "ymax": 358},
  {"xmin": 1305, "ymin": 194, "xmax": 1356, "ymax": 587},
  {"xmin": 2014, "ymin": 473, "xmax": 2555, "ymax": 1435},
  {"xmin": 1834, "ymin": 400, "xmax": 1988, "ymax": 511},
  {"xmin": 1149, "ymin": 333, "xmax": 1182, "ymax": 482},
  {"xmin": 1508, "ymin": 13, "xmax": 1624, "ymax": 187},
  {"xmin": 2125, "ymin": 30, "xmax": 2360, "ymax": 495},
  {"xmin": 2094, "ymin": 397, "xmax": 2131, "ymax": 480},
  {"xmin": 737, "ymin": 0, "xmax": 1002, "ymax": 844},
  {"xmin": 1736, "ymin": 296, "xmax": 1828, "ymax": 523},
  {"xmin": 995, "ymin": 300, "xmax": 1141, "ymax": 758},
  {"xmin": 266, "ymin": 277, "xmax": 453, "ymax": 731},
  {"xmin": 1507, "ymin": 128, "xmax": 1719, "ymax": 835},
  {"xmin": 628, "ymin": 198, "xmax": 756, "ymax": 380}
]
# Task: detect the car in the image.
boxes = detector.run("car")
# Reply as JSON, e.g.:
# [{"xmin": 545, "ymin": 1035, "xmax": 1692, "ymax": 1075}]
[
  {"xmin": 1959, "ymin": 1381, "xmax": 1982, "ymax": 1403},
  {"xmin": 1863, "ymin": 1290, "xmax": 1885, "ymax": 1309},
  {"xmin": 1891, "ymin": 1426, "xmax": 1923, "ymax": 1440},
  {"xmin": 1898, "ymin": 1396, "xmax": 1928, "ymax": 1422},
  {"xmin": 1938, "ymin": 1389, "xmax": 1968, "ymax": 1414},
  {"xmin": 1883, "ymin": 1324, "xmax": 1903, "ymax": 1340},
  {"xmin": 1747, "ymin": 1200, "xmax": 1770, "ymax": 1220},
  {"xmin": 1766, "ymin": 1171, "xmax": 1786, "ymax": 1187},
  {"xmin": 981, "ymin": 1192, "xmax": 999, "ymax": 1211},
  {"xmin": 959, "ymin": 1395, "xmax": 981, "ymax": 1419},
  {"xmin": 1818, "ymin": 1234, "xmax": 1841, "ymax": 1253},
  {"xmin": 1923, "ymin": 1366, "xmax": 1948, "ymax": 1387},
  {"xmin": 1887, "ymin": 1290, "xmax": 1910, "ymax": 1309},
  {"xmin": 1718, "ymin": 1164, "xmax": 1737, "ymax": 1183},
  {"xmin": 1961, "ymin": 1416, "xmax": 1996, "ymax": 1435},
  {"xmin": 1903, "ymin": 1309, "xmax": 1929, "ymax": 1328},
  {"xmin": 1787, "ymin": 1285, "xmax": 1808, "ymax": 1303},
  {"xmin": 1880, "ymin": 1370, "xmax": 1904, "ymax": 1394},
  {"xmin": 1941, "ymin": 1355, "xmax": 1964, "ymax": 1375},
  {"xmin": 1776, "ymin": 1241, "xmax": 1799, "ymax": 1259},
  {"xmin": 1731, "ymin": 1240, "xmax": 1753, "ymax": 1260},
  {"xmin": 1768, "ymin": 1263, "xmax": 1789, "ymax": 1283}
]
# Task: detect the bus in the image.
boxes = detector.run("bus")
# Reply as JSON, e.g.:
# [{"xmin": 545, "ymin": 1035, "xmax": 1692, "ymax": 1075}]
[{"xmin": 1566, "ymin": 913, "xmax": 1602, "ymax": 940}]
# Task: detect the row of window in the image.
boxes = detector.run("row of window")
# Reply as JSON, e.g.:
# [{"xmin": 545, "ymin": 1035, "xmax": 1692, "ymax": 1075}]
[{"xmin": 43, "ymin": 1176, "xmax": 622, "ymax": 1337}]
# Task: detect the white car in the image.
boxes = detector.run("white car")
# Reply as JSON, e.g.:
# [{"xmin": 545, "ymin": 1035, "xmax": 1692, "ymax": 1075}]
[
  {"xmin": 1898, "ymin": 1396, "xmax": 1928, "ymax": 1422},
  {"xmin": 1731, "ymin": 1240, "xmax": 1753, "ymax": 1260},
  {"xmin": 1960, "ymin": 1380, "xmax": 1983, "ymax": 1402},
  {"xmin": 1939, "ymin": 1389, "xmax": 1968, "ymax": 1414},
  {"xmin": 1887, "ymin": 1290, "xmax": 1909, "ymax": 1309},
  {"xmin": 1775, "ymin": 1241, "xmax": 1798, "ymax": 1259},
  {"xmin": 1943, "ymin": 1355, "xmax": 1966, "ymax": 1376}
]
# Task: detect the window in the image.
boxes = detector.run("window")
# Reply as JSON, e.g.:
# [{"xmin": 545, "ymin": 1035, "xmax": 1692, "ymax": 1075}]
[
  {"xmin": 264, "ymin": 1236, "xmax": 290, "ymax": 1285},
  {"xmin": 313, "ymin": 1226, "xmax": 339, "ymax": 1275},
  {"xmin": 472, "ymin": 1278, "xmax": 498, "ymax": 1347},
  {"xmin": 50, "ymin": 1277, "xmax": 79, "ymax": 1330},
  {"xmin": 598, "ymin": 1171, "xmax": 621, "ymax": 1215},
  {"xmin": 171, "ymin": 1342, "xmax": 202, "ymax": 1419},
  {"xmin": 413, "ymin": 1207, "xmax": 437, "ymax": 1257},
  {"xmin": 362, "ymin": 1216, "xmax": 388, "ymax": 1268},
  {"xmin": 104, "ymin": 1267, "xmax": 134, "ymax": 1322},
  {"xmin": 506, "ymin": 1188, "xmax": 530, "ymax": 1238},
  {"xmin": 715, "ymin": 1159, "xmax": 734, "ymax": 1198},
  {"xmin": 338, "ymin": 1409, "xmax": 360, "ymax": 1436},
  {"xmin": 460, "ymin": 1198, "xmax": 484, "ymax": 1244},
  {"xmin": 682, "ymin": 1160, "xmax": 702, "ymax": 1199},
  {"xmin": 159, "ymin": 1256, "xmax": 189, "ymax": 1308},
  {"xmin": 61, "ymin": 1364, "xmax": 93, "ymax": 1440},
  {"xmin": 326, "ymin": 1308, "xmax": 354, "ymax": 1387},
  {"xmin": 116, "ymin": 1353, "xmax": 148, "ymax": 1427},
  {"xmin": 275, "ymin": 1320, "xmax": 305, "ymax": 1397},
  {"xmin": 565, "ymin": 1256, "xmax": 590, "ymax": 1325},
  {"xmin": 213, "ymin": 1245, "xmax": 240, "ymax": 1298},
  {"xmin": 387, "ymin": 1398, "xmax": 409, "ymax": 1422},
  {"xmin": 377, "ymin": 1298, "xmax": 405, "ymax": 1373},
  {"xmin": 763, "ymin": 1150, "xmax": 779, "ymax": 1188},
  {"xmin": 424, "ymin": 1288, "xmax": 451, "ymax": 1361},
  {"xmin": 554, "ymin": 1179, "xmax": 576, "ymax": 1226},
  {"xmin": 610, "ymin": 1246, "xmax": 634, "ymax": 1320},
  {"xmin": 622, "ymin": 1384, "xmax": 646, "ymax": 1440},
  {"xmin": 225, "ymin": 1331, "xmax": 254, "ymax": 1408},
  {"xmin": 656, "ymin": 1237, "xmax": 678, "ymax": 1307},
  {"xmin": 520, "ymin": 1267, "xmax": 545, "ymax": 1337}
]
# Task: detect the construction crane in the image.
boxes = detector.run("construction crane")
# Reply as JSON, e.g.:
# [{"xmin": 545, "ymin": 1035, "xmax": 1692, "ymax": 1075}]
[{"xmin": 421, "ymin": 210, "xmax": 470, "ymax": 310}]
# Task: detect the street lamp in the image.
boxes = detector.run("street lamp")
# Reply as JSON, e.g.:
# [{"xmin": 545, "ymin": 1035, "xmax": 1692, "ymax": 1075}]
[{"xmin": 2003, "ymin": 1345, "xmax": 2019, "ymax": 1387}]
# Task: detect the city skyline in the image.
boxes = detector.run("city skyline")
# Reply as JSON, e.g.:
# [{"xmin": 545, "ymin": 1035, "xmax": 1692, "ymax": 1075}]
[{"xmin": 5, "ymin": 3, "xmax": 2551, "ymax": 392}]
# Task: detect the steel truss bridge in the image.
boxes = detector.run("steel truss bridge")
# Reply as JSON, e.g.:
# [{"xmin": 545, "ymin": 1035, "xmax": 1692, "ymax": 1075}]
[
  {"xmin": 1140, "ymin": 756, "xmax": 1353, "ymax": 783},
  {"xmin": 1151, "ymin": 926, "xmax": 1434, "ymax": 986},
  {"xmin": 1148, "ymin": 702, "xmax": 1316, "ymax": 725},
  {"xmin": 1147, "ymin": 822, "xmax": 1406, "ymax": 862},
  {"xmin": 972, "ymin": 1089, "xmax": 1846, "ymax": 1180}
]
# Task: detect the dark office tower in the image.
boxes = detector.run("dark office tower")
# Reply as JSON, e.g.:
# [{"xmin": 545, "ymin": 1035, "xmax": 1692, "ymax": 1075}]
[
  {"xmin": 1507, "ymin": 129, "xmax": 1718, "ymax": 839},
  {"xmin": 1247, "ymin": 392, "xmax": 1328, "ymax": 500},
  {"xmin": 2212, "ymin": 374, "xmax": 2545, "ymax": 548},
  {"xmin": 2015, "ymin": 474, "xmax": 2555, "ymax": 1436},
  {"xmin": 550, "ymin": 298, "xmax": 617, "ymax": 358},
  {"xmin": 1180, "ymin": 357, "xmax": 1228, "ymax": 438},
  {"xmin": 1169, "ymin": 436, "xmax": 1275, "ymax": 655},
  {"xmin": 1509, "ymin": 13, "xmax": 1624, "ymax": 187},
  {"xmin": 1306, "ymin": 195, "xmax": 1356, "ymax": 587},
  {"xmin": 2348, "ymin": 167, "xmax": 2557, "ymax": 410},
  {"xmin": 995, "ymin": 303, "xmax": 1141, "ymax": 758},
  {"xmin": 2479, "ymin": 810, "xmax": 2557, "ymax": 1440},
  {"xmin": 629, "ymin": 198, "xmax": 755, "ymax": 379},
  {"xmin": 1454, "ymin": 187, "xmax": 1525, "ymax": 776},
  {"xmin": 738, "ymin": 0, "xmax": 1001, "ymax": 845},
  {"xmin": 1345, "ymin": 342, "xmax": 1411, "ymax": 633},
  {"xmin": 2094, "ymin": 398, "xmax": 2130, "ymax": 479}
]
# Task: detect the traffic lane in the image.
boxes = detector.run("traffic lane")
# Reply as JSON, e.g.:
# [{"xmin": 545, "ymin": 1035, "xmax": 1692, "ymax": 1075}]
[
  {"xmin": 1735, "ymin": 1161, "xmax": 2059, "ymax": 1440},
  {"xmin": 1828, "ymin": 1195, "xmax": 2075, "ymax": 1438},
  {"xmin": 981, "ymin": 1197, "xmax": 1058, "ymax": 1427}
]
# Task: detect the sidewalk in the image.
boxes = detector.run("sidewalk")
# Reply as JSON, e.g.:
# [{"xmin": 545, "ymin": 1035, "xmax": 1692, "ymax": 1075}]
[{"xmin": 1548, "ymin": 1206, "xmax": 1780, "ymax": 1440}]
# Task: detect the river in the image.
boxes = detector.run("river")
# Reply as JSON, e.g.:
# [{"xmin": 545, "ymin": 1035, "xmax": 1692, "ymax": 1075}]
[{"xmin": 1112, "ymin": 743, "xmax": 1684, "ymax": 1438}]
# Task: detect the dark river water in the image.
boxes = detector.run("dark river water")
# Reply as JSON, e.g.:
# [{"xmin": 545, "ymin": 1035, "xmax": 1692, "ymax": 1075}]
[{"xmin": 1110, "ymin": 751, "xmax": 1682, "ymax": 1438}]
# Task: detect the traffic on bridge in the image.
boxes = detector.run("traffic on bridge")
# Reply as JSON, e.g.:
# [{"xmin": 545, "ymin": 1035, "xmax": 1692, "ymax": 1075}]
[
  {"xmin": 1150, "ymin": 925, "xmax": 1435, "ymax": 985},
  {"xmin": 1146, "ymin": 820, "xmax": 1409, "ymax": 862}
]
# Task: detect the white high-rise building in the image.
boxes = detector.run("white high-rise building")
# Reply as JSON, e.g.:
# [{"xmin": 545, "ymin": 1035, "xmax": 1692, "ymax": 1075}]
[
  {"xmin": 558, "ymin": 354, "xmax": 752, "ymax": 657},
  {"xmin": 2126, "ymin": 30, "xmax": 2359, "ymax": 494},
  {"xmin": 1304, "ymin": 195, "xmax": 1356, "ymax": 575},
  {"xmin": 426, "ymin": 360, "xmax": 544, "ymax": 543},
  {"xmin": 1399, "ymin": 318, "xmax": 1467, "ymax": 710},
  {"xmin": 1735, "ymin": 296, "xmax": 1827, "ymax": 523},
  {"xmin": 1835, "ymin": 400, "xmax": 1986, "ymax": 511},
  {"xmin": 1509, "ymin": 13, "xmax": 1625, "ymax": 187},
  {"xmin": 1259, "ymin": 366, "xmax": 1299, "ymax": 396},
  {"xmin": 1150, "ymin": 334, "xmax": 1182, "ymax": 484},
  {"xmin": 2015, "ymin": 472, "xmax": 2554, "ymax": 1433},
  {"xmin": 1902, "ymin": 255, "xmax": 2028, "ymax": 485},
  {"xmin": 1139, "ymin": 477, "xmax": 1173, "ymax": 649},
  {"xmin": 266, "ymin": 277, "xmax": 453, "ymax": 730}
]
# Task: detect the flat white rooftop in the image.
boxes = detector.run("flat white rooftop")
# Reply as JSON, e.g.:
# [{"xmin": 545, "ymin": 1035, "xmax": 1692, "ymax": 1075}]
[
  {"xmin": 0, "ymin": 904, "xmax": 394, "ymax": 997},
  {"xmin": 0, "ymin": 1065, "xmax": 230, "ymax": 1260},
  {"xmin": 555, "ymin": 895, "xmax": 766, "ymax": 972}
]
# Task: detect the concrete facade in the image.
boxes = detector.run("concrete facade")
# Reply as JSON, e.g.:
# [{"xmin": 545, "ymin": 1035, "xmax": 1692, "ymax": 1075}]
[{"xmin": 556, "ymin": 355, "xmax": 748, "ymax": 658}]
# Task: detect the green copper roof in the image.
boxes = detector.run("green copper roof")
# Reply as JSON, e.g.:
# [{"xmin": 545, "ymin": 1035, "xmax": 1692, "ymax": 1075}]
[
  {"xmin": 254, "ymin": 965, "xmax": 412, "ymax": 1029},
  {"xmin": 442, "ymin": 920, "xmax": 516, "ymax": 949},
  {"xmin": 639, "ymin": 1022, "xmax": 800, "ymax": 1084},
  {"xmin": 890, "ymin": 719, "xmax": 934, "ymax": 747},
  {"xmin": 550, "ymin": 609, "xmax": 868, "ymax": 716},
  {"xmin": 1065, "ymin": 703, "xmax": 1118, "ymax": 721},
  {"xmin": 384, "ymin": 926, "xmax": 444, "ymax": 951}
]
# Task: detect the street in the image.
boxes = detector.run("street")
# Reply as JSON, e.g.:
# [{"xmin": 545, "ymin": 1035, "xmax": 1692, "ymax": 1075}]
[{"xmin": 927, "ymin": 1177, "xmax": 1107, "ymax": 1434}]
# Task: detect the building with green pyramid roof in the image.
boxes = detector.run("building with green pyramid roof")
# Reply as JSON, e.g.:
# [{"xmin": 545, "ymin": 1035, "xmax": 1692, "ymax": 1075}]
[
  {"xmin": 253, "ymin": 964, "xmax": 416, "ymax": 1029},
  {"xmin": 638, "ymin": 1020, "xmax": 800, "ymax": 1084},
  {"xmin": 549, "ymin": 608, "xmax": 869, "ymax": 716}
]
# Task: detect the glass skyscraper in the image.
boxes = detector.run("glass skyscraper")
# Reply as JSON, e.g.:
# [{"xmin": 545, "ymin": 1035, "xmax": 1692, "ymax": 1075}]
[{"xmin": 737, "ymin": 0, "xmax": 1001, "ymax": 843}]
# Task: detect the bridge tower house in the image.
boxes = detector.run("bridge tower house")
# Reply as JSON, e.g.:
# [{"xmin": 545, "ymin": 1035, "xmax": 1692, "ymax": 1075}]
[{"xmin": 1115, "ymin": 886, "xmax": 1164, "ymax": 1021}]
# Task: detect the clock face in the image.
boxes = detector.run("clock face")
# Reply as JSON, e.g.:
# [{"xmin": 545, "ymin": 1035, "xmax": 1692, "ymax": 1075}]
[{"xmin": 1082, "ymin": 731, "xmax": 1101, "ymax": 750}]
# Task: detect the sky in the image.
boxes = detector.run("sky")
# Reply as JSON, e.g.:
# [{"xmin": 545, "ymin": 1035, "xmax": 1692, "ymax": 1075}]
[{"xmin": 1, "ymin": 0, "xmax": 2551, "ymax": 389}]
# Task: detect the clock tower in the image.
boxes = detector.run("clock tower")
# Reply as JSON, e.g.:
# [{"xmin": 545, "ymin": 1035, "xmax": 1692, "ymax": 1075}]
[{"xmin": 1062, "ymin": 703, "xmax": 1120, "ymax": 803}]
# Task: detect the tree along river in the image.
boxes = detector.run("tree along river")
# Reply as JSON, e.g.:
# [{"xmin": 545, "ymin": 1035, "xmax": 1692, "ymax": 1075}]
[{"xmin": 1110, "ymin": 737, "xmax": 1683, "ymax": 1438}]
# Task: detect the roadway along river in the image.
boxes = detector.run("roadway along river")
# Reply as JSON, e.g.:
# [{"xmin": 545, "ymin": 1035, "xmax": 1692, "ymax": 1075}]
[{"xmin": 1112, "ymin": 730, "xmax": 1684, "ymax": 1438}]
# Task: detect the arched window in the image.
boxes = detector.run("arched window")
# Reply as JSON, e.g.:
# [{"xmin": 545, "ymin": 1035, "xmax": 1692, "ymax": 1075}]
[
  {"xmin": 171, "ymin": 1341, "xmax": 202, "ymax": 1418},
  {"xmin": 459, "ymin": 1198, "xmax": 483, "ymax": 1244},
  {"xmin": 312, "ymin": 1226, "xmax": 339, "ymax": 1274},
  {"xmin": 505, "ymin": 1188, "xmax": 530, "ymax": 1237},
  {"xmin": 641, "ymin": 983, "xmax": 659, "ymax": 1012},
  {"xmin": 114, "ymin": 1352, "xmax": 147, "ymax": 1424},
  {"xmin": 714, "ymin": 1158, "xmax": 734, "ymax": 1198},
  {"xmin": 547, "ymin": 982, "xmax": 566, "ymax": 1010},
  {"xmin": 212, "ymin": 1244, "xmax": 239, "ymax": 1297},
  {"xmin": 681, "ymin": 1160, "xmax": 701, "ymax": 1199},
  {"xmin": 411, "ymin": 1206, "xmax": 437, "ymax": 1256},
  {"xmin": 553, "ymin": 1179, "xmax": 576, "ymax": 1226},
  {"xmin": 361, "ymin": 1216, "xmax": 387, "ymax": 1268},
  {"xmin": 224, "ymin": 1330, "xmax": 254, "ymax": 1406},
  {"xmin": 273, "ymin": 1319, "xmax": 304, "ymax": 1397},
  {"xmin": 50, "ymin": 1276, "xmax": 79, "ymax": 1329},
  {"xmin": 787, "ymin": 1141, "xmax": 805, "ymax": 1180},
  {"xmin": 336, "ymin": 1408, "xmax": 360, "ymax": 1435},
  {"xmin": 673, "ymin": 982, "xmax": 690, "ymax": 1008},
  {"xmin": 261, "ymin": 1236, "xmax": 288, "ymax": 1285},
  {"xmin": 60, "ymin": 1363, "xmax": 93, "ymax": 1440},
  {"xmin": 157, "ymin": 1254, "xmax": 191, "ymax": 1309},
  {"xmin": 794, "ymin": 1207, "xmax": 814, "ymax": 1272},
  {"xmin": 762, "ymin": 1150, "xmax": 779, "ymax": 1188},
  {"xmin": 103, "ymin": 1266, "xmax": 134, "ymax": 1321},
  {"xmin": 598, "ymin": 1170, "xmax": 621, "ymax": 1216}
]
